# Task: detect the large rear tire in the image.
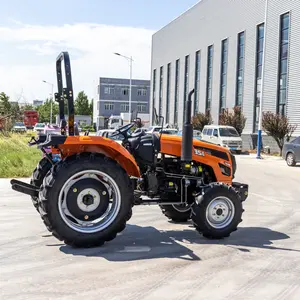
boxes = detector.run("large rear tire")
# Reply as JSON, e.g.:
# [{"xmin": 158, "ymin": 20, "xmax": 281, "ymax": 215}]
[
  {"xmin": 30, "ymin": 157, "xmax": 52, "ymax": 211},
  {"xmin": 159, "ymin": 204, "xmax": 191, "ymax": 223},
  {"xmin": 191, "ymin": 182, "xmax": 244, "ymax": 239},
  {"xmin": 38, "ymin": 153, "xmax": 133, "ymax": 248}
]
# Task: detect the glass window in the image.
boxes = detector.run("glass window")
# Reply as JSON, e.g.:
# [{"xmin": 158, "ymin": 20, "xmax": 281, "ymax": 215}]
[
  {"xmin": 253, "ymin": 23, "xmax": 264, "ymax": 132},
  {"xmin": 206, "ymin": 45, "xmax": 213, "ymax": 112},
  {"xmin": 152, "ymin": 69, "xmax": 156, "ymax": 124},
  {"xmin": 277, "ymin": 12, "xmax": 290, "ymax": 115},
  {"xmin": 207, "ymin": 129, "xmax": 213, "ymax": 135},
  {"xmin": 213, "ymin": 129, "xmax": 218, "ymax": 137},
  {"xmin": 174, "ymin": 59, "xmax": 180, "ymax": 125},
  {"xmin": 235, "ymin": 31, "xmax": 245, "ymax": 107},
  {"xmin": 291, "ymin": 137, "xmax": 300, "ymax": 144},
  {"xmin": 219, "ymin": 127, "xmax": 239, "ymax": 137}
]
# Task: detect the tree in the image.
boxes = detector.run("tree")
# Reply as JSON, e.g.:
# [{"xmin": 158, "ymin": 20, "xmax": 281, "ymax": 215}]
[
  {"xmin": 0, "ymin": 92, "xmax": 11, "ymax": 115},
  {"xmin": 23, "ymin": 104, "xmax": 35, "ymax": 111},
  {"xmin": 219, "ymin": 106, "xmax": 247, "ymax": 135},
  {"xmin": 262, "ymin": 111, "xmax": 297, "ymax": 156},
  {"xmin": 75, "ymin": 91, "xmax": 92, "ymax": 116},
  {"xmin": 192, "ymin": 111, "xmax": 213, "ymax": 131},
  {"xmin": 37, "ymin": 98, "xmax": 59, "ymax": 123}
]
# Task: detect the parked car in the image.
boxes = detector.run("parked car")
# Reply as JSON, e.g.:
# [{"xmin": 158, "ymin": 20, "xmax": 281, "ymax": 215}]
[
  {"xmin": 177, "ymin": 129, "xmax": 202, "ymax": 140},
  {"xmin": 201, "ymin": 125, "xmax": 243, "ymax": 153},
  {"xmin": 33, "ymin": 123, "xmax": 45, "ymax": 134},
  {"xmin": 12, "ymin": 122, "xmax": 27, "ymax": 133},
  {"xmin": 282, "ymin": 136, "xmax": 300, "ymax": 166}
]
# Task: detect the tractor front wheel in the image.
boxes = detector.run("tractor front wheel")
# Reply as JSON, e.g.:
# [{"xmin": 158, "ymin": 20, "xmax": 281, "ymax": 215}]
[
  {"xmin": 191, "ymin": 183, "xmax": 244, "ymax": 239},
  {"xmin": 159, "ymin": 204, "xmax": 191, "ymax": 223},
  {"xmin": 38, "ymin": 153, "xmax": 133, "ymax": 248}
]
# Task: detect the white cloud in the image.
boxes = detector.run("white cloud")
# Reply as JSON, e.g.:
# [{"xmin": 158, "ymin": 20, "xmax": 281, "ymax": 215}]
[{"xmin": 0, "ymin": 21, "xmax": 154, "ymax": 102}]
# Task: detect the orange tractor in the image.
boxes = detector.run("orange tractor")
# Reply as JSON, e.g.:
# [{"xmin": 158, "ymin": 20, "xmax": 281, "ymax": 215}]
[{"xmin": 11, "ymin": 52, "xmax": 248, "ymax": 248}]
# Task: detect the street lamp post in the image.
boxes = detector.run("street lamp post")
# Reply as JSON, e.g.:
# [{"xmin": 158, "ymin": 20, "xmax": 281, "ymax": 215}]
[
  {"xmin": 114, "ymin": 53, "xmax": 133, "ymax": 122},
  {"xmin": 257, "ymin": 0, "xmax": 269, "ymax": 159},
  {"xmin": 42, "ymin": 80, "xmax": 54, "ymax": 124}
]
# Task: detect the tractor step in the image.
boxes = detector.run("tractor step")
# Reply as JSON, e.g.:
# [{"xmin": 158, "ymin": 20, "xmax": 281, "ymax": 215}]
[{"xmin": 10, "ymin": 179, "xmax": 39, "ymax": 198}]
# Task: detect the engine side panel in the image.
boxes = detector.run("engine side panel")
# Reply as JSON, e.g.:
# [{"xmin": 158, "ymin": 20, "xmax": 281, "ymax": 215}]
[{"xmin": 159, "ymin": 134, "xmax": 233, "ymax": 184}]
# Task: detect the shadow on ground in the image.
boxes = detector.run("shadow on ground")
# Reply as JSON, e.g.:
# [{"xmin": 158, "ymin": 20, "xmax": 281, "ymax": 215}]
[{"xmin": 57, "ymin": 224, "xmax": 299, "ymax": 262}]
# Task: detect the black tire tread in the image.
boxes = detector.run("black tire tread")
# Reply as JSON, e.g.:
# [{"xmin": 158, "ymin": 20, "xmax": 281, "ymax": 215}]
[
  {"xmin": 30, "ymin": 157, "xmax": 52, "ymax": 210},
  {"xmin": 191, "ymin": 182, "xmax": 244, "ymax": 239},
  {"xmin": 37, "ymin": 153, "xmax": 133, "ymax": 248},
  {"xmin": 159, "ymin": 205, "xmax": 191, "ymax": 223}
]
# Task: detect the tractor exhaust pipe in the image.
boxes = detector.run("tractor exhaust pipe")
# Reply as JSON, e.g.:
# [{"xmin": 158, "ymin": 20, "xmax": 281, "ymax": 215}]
[{"xmin": 181, "ymin": 89, "xmax": 195, "ymax": 163}]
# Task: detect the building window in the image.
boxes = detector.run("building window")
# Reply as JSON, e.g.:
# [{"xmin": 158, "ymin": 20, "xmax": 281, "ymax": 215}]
[
  {"xmin": 174, "ymin": 59, "xmax": 180, "ymax": 125},
  {"xmin": 137, "ymin": 88, "xmax": 147, "ymax": 96},
  {"xmin": 120, "ymin": 103, "xmax": 129, "ymax": 112},
  {"xmin": 166, "ymin": 63, "xmax": 171, "ymax": 124},
  {"xmin": 104, "ymin": 87, "xmax": 115, "ymax": 94},
  {"xmin": 104, "ymin": 102, "xmax": 114, "ymax": 110},
  {"xmin": 206, "ymin": 45, "xmax": 214, "ymax": 113},
  {"xmin": 97, "ymin": 101, "xmax": 99, "ymax": 110},
  {"xmin": 253, "ymin": 23, "xmax": 265, "ymax": 132},
  {"xmin": 137, "ymin": 104, "xmax": 147, "ymax": 113},
  {"xmin": 183, "ymin": 55, "xmax": 190, "ymax": 112},
  {"xmin": 235, "ymin": 31, "xmax": 245, "ymax": 107},
  {"xmin": 159, "ymin": 66, "xmax": 163, "ymax": 117},
  {"xmin": 152, "ymin": 69, "xmax": 156, "ymax": 123},
  {"xmin": 277, "ymin": 12, "xmax": 290, "ymax": 116},
  {"xmin": 194, "ymin": 50, "xmax": 200, "ymax": 115},
  {"xmin": 121, "ymin": 87, "xmax": 129, "ymax": 95},
  {"xmin": 219, "ymin": 39, "xmax": 228, "ymax": 115}
]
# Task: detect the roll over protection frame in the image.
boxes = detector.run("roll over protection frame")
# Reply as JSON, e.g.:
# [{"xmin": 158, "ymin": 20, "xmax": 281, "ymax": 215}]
[{"xmin": 55, "ymin": 51, "xmax": 75, "ymax": 136}]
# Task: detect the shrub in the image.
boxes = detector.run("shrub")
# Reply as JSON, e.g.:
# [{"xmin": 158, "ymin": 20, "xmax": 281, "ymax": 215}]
[
  {"xmin": 192, "ymin": 111, "xmax": 213, "ymax": 131},
  {"xmin": 219, "ymin": 106, "xmax": 247, "ymax": 135},
  {"xmin": 262, "ymin": 111, "xmax": 297, "ymax": 156}
]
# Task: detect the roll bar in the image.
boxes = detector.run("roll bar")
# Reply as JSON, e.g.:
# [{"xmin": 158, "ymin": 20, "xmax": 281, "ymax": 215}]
[{"xmin": 54, "ymin": 51, "xmax": 75, "ymax": 136}]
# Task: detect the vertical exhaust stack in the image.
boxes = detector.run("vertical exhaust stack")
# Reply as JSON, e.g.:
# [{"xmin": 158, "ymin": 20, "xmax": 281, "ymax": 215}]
[{"xmin": 181, "ymin": 89, "xmax": 195, "ymax": 163}]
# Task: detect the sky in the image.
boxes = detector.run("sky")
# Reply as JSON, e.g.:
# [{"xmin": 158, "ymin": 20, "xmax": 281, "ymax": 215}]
[{"xmin": 0, "ymin": 0, "xmax": 199, "ymax": 103}]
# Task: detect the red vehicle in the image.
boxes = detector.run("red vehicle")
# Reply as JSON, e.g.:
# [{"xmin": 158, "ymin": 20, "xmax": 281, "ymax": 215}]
[{"xmin": 24, "ymin": 110, "xmax": 38, "ymax": 129}]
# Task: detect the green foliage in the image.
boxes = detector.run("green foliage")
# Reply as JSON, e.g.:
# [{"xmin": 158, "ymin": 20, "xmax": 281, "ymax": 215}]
[
  {"xmin": 192, "ymin": 111, "xmax": 213, "ymax": 131},
  {"xmin": 75, "ymin": 91, "xmax": 93, "ymax": 116},
  {"xmin": 37, "ymin": 98, "xmax": 59, "ymax": 123},
  {"xmin": 0, "ymin": 132, "xmax": 42, "ymax": 177},
  {"xmin": 262, "ymin": 111, "xmax": 297, "ymax": 155},
  {"xmin": 0, "ymin": 92, "xmax": 11, "ymax": 114},
  {"xmin": 23, "ymin": 104, "xmax": 35, "ymax": 111},
  {"xmin": 219, "ymin": 106, "xmax": 247, "ymax": 135}
]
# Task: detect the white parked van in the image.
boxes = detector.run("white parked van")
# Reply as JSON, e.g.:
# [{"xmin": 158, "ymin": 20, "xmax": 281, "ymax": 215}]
[{"xmin": 201, "ymin": 125, "xmax": 243, "ymax": 153}]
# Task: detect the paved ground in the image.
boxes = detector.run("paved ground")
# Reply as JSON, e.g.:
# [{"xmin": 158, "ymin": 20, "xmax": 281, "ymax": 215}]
[{"xmin": 0, "ymin": 155, "xmax": 300, "ymax": 300}]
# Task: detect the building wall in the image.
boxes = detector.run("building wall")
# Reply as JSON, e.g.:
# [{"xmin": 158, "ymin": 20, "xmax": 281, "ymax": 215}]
[
  {"xmin": 150, "ymin": 0, "xmax": 300, "ymax": 136},
  {"xmin": 96, "ymin": 77, "xmax": 150, "ymax": 118}
]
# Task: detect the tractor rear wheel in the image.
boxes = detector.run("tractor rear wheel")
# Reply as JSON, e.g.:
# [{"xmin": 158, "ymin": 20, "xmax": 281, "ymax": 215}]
[
  {"xmin": 30, "ymin": 157, "xmax": 52, "ymax": 211},
  {"xmin": 191, "ymin": 183, "xmax": 243, "ymax": 239},
  {"xmin": 159, "ymin": 204, "xmax": 191, "ymax": 223},
  {"xmin": 38, "ymin": 153, "xmax": 133, "ymax": 248}
]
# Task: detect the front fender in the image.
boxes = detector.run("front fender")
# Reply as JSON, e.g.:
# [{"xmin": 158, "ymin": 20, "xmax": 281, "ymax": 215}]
[{"xmin": 54, "ymin": 136, "xmax": 141, "ymax": 178}]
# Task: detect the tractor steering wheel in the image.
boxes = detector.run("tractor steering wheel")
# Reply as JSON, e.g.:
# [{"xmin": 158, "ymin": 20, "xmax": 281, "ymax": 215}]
[{"xmin": 109, "ymin": 122, "xmax": 136, "ymax": 140}]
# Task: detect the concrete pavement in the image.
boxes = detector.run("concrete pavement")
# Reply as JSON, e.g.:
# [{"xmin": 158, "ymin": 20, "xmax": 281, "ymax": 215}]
[{"xmin": 0, "ymin": 156, "xmax": 300, "ymax": 300}]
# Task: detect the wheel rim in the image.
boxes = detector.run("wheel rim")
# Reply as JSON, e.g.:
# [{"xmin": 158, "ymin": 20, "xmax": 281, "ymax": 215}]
[
  {"xmin": 58, "ymin": 170, "xmax": 121, "ymax": 234},
  {"xmin": 205, "ymin": 197, "xmax": 235, "ymax": 229},
  {"xmin": 172, "ymin": 203, "xmax": 191, "ymax": 213},
  {"xmin": 287, "ymin": 154, "xmax": 294, "ymax": 165}
]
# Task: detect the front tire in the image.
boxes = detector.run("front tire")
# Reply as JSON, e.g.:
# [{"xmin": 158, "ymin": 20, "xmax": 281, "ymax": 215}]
[
  {"xmin": 286, "ymin": 152, "xmax": 296, "ymax": 166},
  {"xmin": 159, "ymin": 204, "xmax": 191, "ymax": 223},
  {"xmin": 38, "ymin": 153, "xmax": 133, "ymax": 248},
  {"xmin": 191, "ymin": 183, "xmax": 243, "ymax": 239}
]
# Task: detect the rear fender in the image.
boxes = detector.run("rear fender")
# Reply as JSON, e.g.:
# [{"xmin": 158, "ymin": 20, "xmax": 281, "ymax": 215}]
[{"xmin": 53, "ymin": 136, "xmax": 140, "ymax": 178}]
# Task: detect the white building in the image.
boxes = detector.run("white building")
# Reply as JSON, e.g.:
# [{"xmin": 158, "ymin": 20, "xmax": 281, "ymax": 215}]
[{"xmin": 150, "ymin": 0, "xmax": 300, "ymax": 149}]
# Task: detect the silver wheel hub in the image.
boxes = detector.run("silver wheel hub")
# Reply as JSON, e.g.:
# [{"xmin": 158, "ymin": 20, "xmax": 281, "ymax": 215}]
[
  {"xmin": 58, "ymin": 170, "xmax": 121, "ymax": 234},
  {"xmin": 206, "ymin": 197, "xmax": 235, "ymax": 229},
  {"xmin": 77, "ymin": 188, "xmax": 100, "ymax": 212}
]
